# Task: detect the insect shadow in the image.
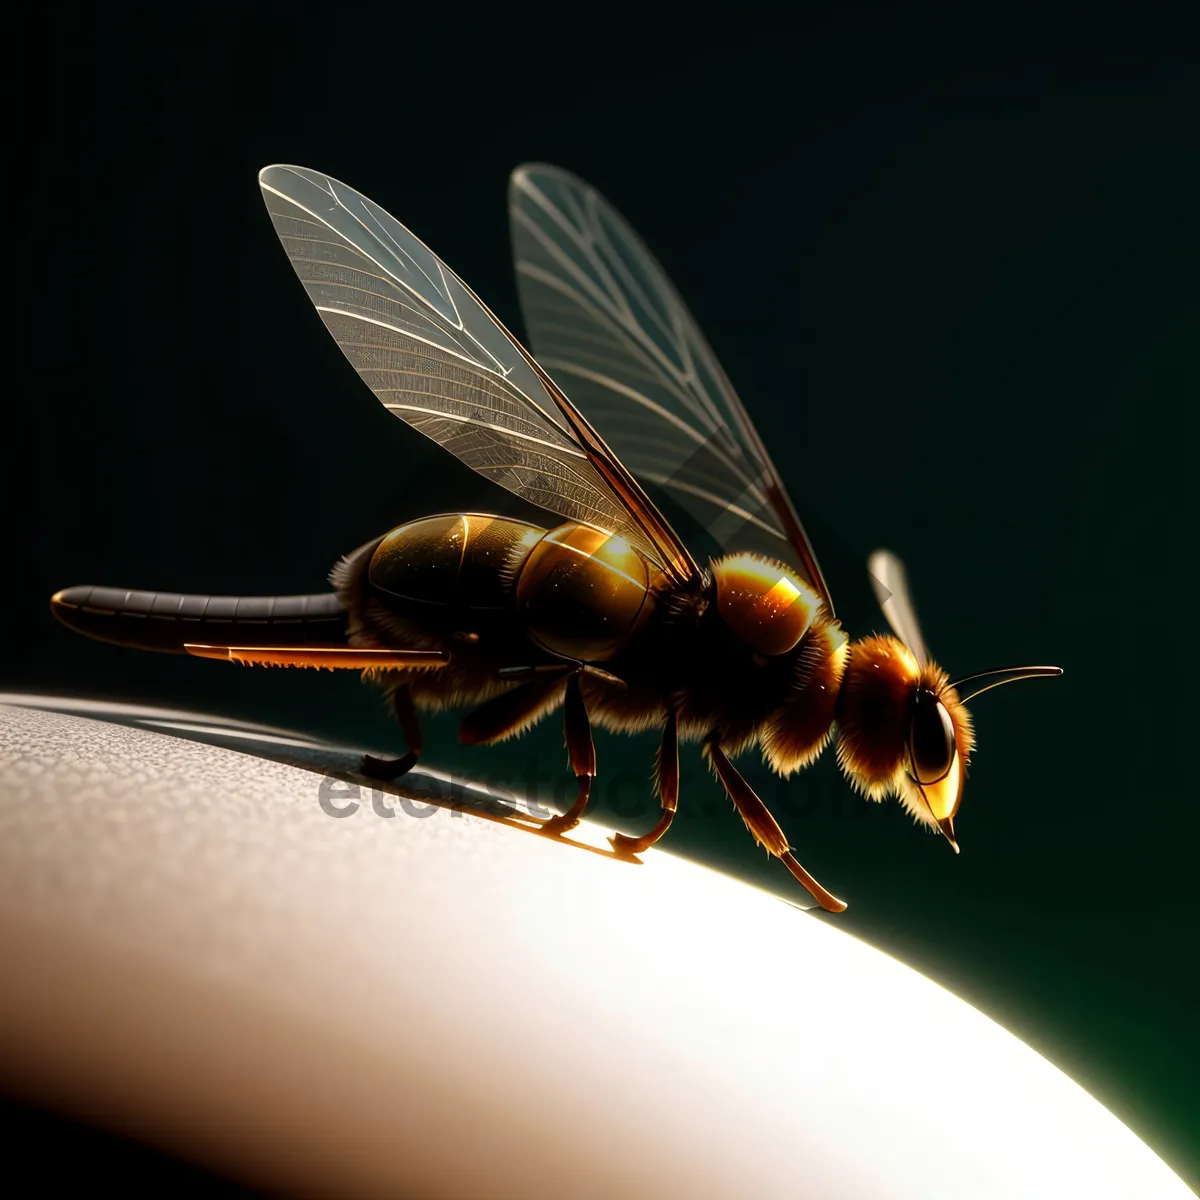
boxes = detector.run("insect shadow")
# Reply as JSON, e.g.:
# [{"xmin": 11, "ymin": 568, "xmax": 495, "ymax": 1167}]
[
  {"xmin": 11, "ymin": 696, "xmax": 631, "ymax": 861},
  {"xmin": 317, "ymin": 759, "xmax": 635, "ymax": 863}
]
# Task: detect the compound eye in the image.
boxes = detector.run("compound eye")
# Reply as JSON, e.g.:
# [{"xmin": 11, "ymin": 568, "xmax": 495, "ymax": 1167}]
[{"xmin": 909, "ymin": 690, "xmax": 956, "ymax": 786}]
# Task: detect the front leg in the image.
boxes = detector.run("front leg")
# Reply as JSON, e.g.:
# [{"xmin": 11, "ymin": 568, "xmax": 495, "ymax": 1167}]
[
  {"xmin": 705, "ymin": 736, "xmax": 847, "ymax": 913},
  {"xmin": 610, "ymin": 709, "xmax": 678, "ymax": 855}
]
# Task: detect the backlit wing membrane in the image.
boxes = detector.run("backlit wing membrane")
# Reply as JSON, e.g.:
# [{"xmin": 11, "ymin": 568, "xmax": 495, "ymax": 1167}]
[
  {"xmin": 509, "ymin": 164, "xmax": 834, "ymax": 614},
  {"xmin": 258, "ymin": 165, "xmax": 696, "ymax": 583},
  {"xmin": 867, "ymin": 549, "xmax": 929, "ymax": 667}
]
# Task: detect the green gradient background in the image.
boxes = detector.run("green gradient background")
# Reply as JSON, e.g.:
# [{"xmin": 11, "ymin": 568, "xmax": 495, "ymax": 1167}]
[{"xmin": 14, "ymin": 6, "xmax": 1198, "ymax": 1189}]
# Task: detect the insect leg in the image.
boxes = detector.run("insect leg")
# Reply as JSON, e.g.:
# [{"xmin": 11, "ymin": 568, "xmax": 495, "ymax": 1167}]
[
  {"xmin": 459, "ymin": 668, "xmax": 596, "ymax": 833},
  {"xmin": 705, "ymin": 736, "xmax": 847, "ymax": 913},
  {"xmin": 361, "ymin": 685, "xmax": 423, "ymax": 781},
  {"xmin": 609, "ymin": 709, "xmax": 678, "ymax": 855},
  {"xmin": 459, "ymin": 671, "xmax": 570, "ymax": 746},
  {"xmin": 537, "ymin": 672, "xmax": 597, "ymax": 836}
]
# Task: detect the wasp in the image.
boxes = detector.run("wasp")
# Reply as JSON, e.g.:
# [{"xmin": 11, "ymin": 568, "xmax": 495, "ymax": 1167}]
[{"xmin": 51, "ymin": 164, "xmax": 1061, "ymax": 912}]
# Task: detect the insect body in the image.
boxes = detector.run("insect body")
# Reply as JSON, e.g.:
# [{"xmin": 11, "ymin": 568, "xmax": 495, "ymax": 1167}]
[{"xmin": 50, "ymin": 164, "xmax": 1061, "ymax": 912}]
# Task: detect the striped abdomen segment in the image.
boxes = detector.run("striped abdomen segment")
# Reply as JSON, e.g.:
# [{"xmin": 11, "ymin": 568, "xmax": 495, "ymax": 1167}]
[
  {"xmin": 367, "ymin": 514, "xmax": 545, "ymax": 616},
  {"xmin": 366, "ymin": 513, "xmax": 655, "ymax": 663},
  {"xmin": 50, "ymin": 586, "xmax": 347, "ymax": 654}
]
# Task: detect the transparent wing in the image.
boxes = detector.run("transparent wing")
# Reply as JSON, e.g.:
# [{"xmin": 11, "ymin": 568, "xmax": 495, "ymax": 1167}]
[
  {"xmin": 259, "ymin": 165, "xmax": 696, "ymax": 583},
  {"xmin": 867, "ymin": 549, "xmax": 929, "ymax": 667},
  {"xmin": 509, "ymin": 163, "xmax": 834, "ymax": 613}
]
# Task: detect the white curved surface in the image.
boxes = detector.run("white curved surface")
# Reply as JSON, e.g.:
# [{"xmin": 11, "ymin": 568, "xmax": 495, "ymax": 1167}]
[{"xmin": 0, "ymin": 698, "xmax": 1190, "ymax": 1198}]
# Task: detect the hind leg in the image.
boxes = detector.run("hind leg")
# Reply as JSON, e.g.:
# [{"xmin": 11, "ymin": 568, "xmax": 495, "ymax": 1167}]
[{"xmin": 361, "ymin": 684, "xmax": 423, "ymax": 781}]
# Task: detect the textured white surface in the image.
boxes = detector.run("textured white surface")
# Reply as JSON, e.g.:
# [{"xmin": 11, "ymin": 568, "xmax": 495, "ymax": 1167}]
[{"xmin": 0, "ymin": 698, "xmax": 1191, "ymax": 1199}]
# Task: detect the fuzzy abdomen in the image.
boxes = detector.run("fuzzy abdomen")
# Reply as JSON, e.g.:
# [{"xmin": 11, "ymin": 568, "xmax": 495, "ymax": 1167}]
[
  {"xmin": 368, "ymin": 513, "xmax": 542, "ymax": 621},
  {"xmin": 517, "ymin": 524, "xmax": 655, "ymax": 663},
  {"xmin": 331, "ymin": 515, "xmax": 544, "ymax": 713},
  {"xmin": 333, "ymin": 514, "xmax": 661, "ymax": 715}
]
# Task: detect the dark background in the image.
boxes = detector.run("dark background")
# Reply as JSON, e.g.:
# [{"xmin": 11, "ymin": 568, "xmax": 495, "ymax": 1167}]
[{"xmin": 12, "ymin": 4, "xmax": 1199, "ymax": 1191}]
